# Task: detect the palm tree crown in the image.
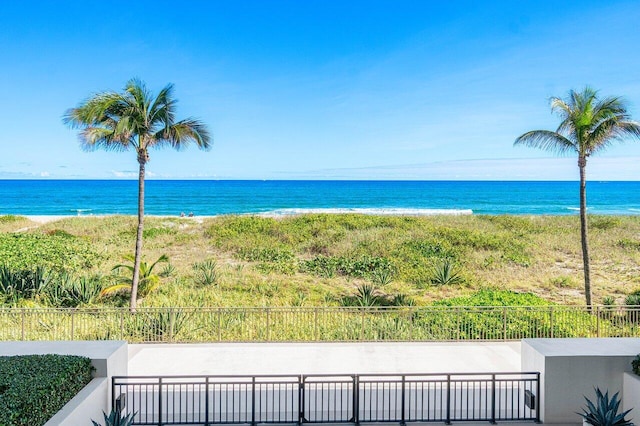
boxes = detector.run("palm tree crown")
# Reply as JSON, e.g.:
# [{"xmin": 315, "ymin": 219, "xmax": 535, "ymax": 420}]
[
  {"xmin": 64, "ymin": 78, "xmax": 211, "ymax": 156},
  {"xmin": 515, "ymin": 87, "xmax": 640, "ymax": 158}
]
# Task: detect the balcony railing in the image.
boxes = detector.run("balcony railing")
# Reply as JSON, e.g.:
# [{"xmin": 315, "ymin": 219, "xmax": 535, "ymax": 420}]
[
  {"xmin": 112, "ymin": 372, "xmax": 540, "ymax": 425},
  {"xmin": 0, "ymin": 305, "xmax": 638, "ymax": 342}
]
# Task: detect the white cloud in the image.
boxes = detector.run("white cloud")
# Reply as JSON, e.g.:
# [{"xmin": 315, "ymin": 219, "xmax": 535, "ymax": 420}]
[{"xmin": 111, "ymin": 170, "xmax": 137, "ymax": 178}]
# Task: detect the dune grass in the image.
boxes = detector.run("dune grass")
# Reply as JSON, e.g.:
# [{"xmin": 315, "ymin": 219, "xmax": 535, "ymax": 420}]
[{"xmin": 1, "ymin": 213, "xmax": 639, "ymax": 308}]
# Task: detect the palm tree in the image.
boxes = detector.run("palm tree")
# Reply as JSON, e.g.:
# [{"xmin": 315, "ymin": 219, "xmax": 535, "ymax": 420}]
[
  {"xmin": 64, "ymin": 79, "xmax": 211, "ymax": 311},
  {"xmin": 515, "ymin": 87, "xmax": 640, "ymax": 307}
]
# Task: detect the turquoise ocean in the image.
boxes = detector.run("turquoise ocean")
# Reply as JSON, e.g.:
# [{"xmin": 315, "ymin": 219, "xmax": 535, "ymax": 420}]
[{"xmin": 0, "ymin": 180, "xmax": 639, "ymax": 216}]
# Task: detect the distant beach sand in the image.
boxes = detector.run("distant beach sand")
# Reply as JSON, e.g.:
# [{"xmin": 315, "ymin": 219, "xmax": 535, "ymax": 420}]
[
  {"xmin": 21, "ymin": 209, "xmax": 474, "ymax": 225},
  {"xmin": 23, "ymin": 215, "xmax": 207, "ymax": 224}
]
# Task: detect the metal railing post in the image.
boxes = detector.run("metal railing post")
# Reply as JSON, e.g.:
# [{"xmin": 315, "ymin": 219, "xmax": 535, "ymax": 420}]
[
  {"xmin": 314, "ymin": 308, "xmax": 319, "ymax": 341},
  {"xmin": 111, "ymin": 377, "xmax": 116, "ymax": 410},
  {"xmin": 266, "ymin": 308, "xmax": 271, "ymax": 341},
  {"xmin": 217, "ymin": 308, "xmax": 222, "ymax": 341},
  {"xmin": 205, "ymin": 376, "xmax": 210, "ymax": 426},
  {"xmin": 21, "ymin": 309, "xmax": 25, "ymax": 340},
  {"xmin": 596, "ymin": 306, "xmax": 601, "ymax": 337},
  {"xmin": 503, "ymin": 307, "xmax": 507, "ymax": 341},
  {"xmin": 549, "ymin": 307, "xmax": 554, "ymax": 338},
  {"xmin": 169, "ymin": 308, "xmax": 175, "ymax": 342},
  {"xmin": 158, "ymin": 377, "xmax": 163, "ymax": 426},
  {"xmin": 252, "ymin": 376, "xmax": 256, "ymax": 426},
  {"xmin": 401, "ymin": 375, "xmax": 406, "ymax": 425},
  {"xmin": 353, "ymin": 375, "xmax": 359, "ymax": 425},
  {"xmin": 536, "ymin": 372, "xmax": 541, "ymax": 423},
  {"xmin": 70, "ymin": 309, "xmax": 75, "ymax": 340},
  {"xmin": 490, "ymin": 374, "xmax": 496, "ymax": 424},
  {"xmin": 446, "ymin": 374, "xmax": 451, "ymax": 425},
  {"xmin": 119, "ymin": 310, "xmax": 124, "ymax": 339},
  {"xmin": 298, "ymin": 375, "xmax": 304, "ymax": 425}
]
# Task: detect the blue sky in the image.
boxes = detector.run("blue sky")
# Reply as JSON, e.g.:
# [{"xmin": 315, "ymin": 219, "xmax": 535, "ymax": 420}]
[{"xmin": 1, "ymin": 0, "xmax": 640, "ymax": 180}]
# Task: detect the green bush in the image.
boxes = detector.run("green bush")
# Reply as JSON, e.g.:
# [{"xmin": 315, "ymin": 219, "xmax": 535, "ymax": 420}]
[
  {"xmin": 0, "ymin": 234, "xmax": 100, "ymax": 271},
  {"xmin": 433, "ymin": 289, "xmax": 551, "ymax": 307},
  {"xmin": 143, "ymin": 227, "xmax": 176, "ymax": 238},
  {"xmin": 633, "ymin": 354, "xmax": 640, "ymax": 376},
  {"xmin": 236, "ymin": 247, "xmax": 294, "ymax": 263},
  {"xmin": 301, "ymin": 255, "xmax": 395, "ymax": 279},
  {"xmin": 618, "ymin": 239, "xmax": 640, "ymax": 251},
  {"xmin": 0, "ymin": 354, "xmax": 93, "ymax": 426},
  {"xmin": 589, "ymin": 216, "xmax": 621, "ymax": 230}
]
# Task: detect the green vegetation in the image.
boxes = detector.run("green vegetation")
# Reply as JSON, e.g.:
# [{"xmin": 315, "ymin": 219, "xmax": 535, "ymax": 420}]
[
  {"xmin": 0, "ymin": 354, "xmax": 93, "ymax": 426},
  {"xmin": 0, "ymin": 213, "xmax": 639, "ymax": 311},
  {"xmin": 0, "ymin": 233, "xmax": 99, "ymax": 271},
  {"xmin": 92, "ymin": 405, "xmax": 136, "ymax": 426},
  {"xmin": 64, "ymin": 78, "xmax": 211, "ymax": 310},
  {"xmin": 515, "ymin": 87, "xmax": 640, "ymax": 307}
]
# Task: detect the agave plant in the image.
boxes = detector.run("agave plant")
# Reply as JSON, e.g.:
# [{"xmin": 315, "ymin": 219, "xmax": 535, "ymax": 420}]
[
  {"xmin": 92, "ymin": 404, "xmax": 136, "ymax": 426},
  {"xmin": 101, "ymin": 254, "xmax": 169, "ymax": 299},
  {"xmin": 430, "ymin": 259, "xmax": 464, "ymax": 286},
  {"xmin": 192, "ymin": 259, "xmax": 218, "ymax": 286},
  {"xmin": 578, "ymin": 387, "xmax": 632, "ymax": 426}
]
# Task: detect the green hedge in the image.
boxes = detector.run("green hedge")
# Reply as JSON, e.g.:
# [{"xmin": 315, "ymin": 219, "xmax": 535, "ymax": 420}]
[{"xmin": 0, "ymin": 354, "xmax": 93, "ymax": 426}]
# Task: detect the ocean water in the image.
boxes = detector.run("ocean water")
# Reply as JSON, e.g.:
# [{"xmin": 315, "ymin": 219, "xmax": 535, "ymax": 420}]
[{"xmin": 0, "ymin": 180, "xmax": 639, "ymax": 216}]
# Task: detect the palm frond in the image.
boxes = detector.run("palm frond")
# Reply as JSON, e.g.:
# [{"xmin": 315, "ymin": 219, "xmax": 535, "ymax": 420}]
[
  {"xmin": 154, "ymin": 118, "xmax": 212, "ymax": 150},
  {"xmin": 147, "ymin": 254, "xmax": 169, "ymax": 275},
  {"xmin": 514, "ymin": 130, "xmax": 576, "ymax": 155},
  {"xmin": 100, "ymin": 283, "xmax": 132, "ymax": 297},
  {"xmin": 149, "ymin": 83, "xmax": 176, "ymax": 126}
]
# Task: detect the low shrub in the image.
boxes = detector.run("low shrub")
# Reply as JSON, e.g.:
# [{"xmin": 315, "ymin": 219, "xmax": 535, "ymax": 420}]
[
  {"xmin": 143, "ymin": 226, "xmax": 176, "ymax": 238},
  {"xmin": 0, "ymin": 233, "xmax": 100, "ymax": 271},
  {"xmin": 301, "ymin": 255, "xmax": 395, "ymax": 279},
  {"xmin": 589, "ymin": 216, "xmax": 621, "ymax": 230},
  {"xmin": 618, "ymin": 239, "xmax": 640, "ymax": 251},
  {"xmin": 0, "ymin": 354, "xmax": 93, "ymax": 426},
  {"xmin": 433, "ymin": 289, "xmax": 551, "ymax": 307},
  {"xmin": 237, "ymin": 247, "xmax": 294, "ymax": 263},
  {"xmin": 633, "ymin": 354, "xmax": 640, "ymax": 376}
]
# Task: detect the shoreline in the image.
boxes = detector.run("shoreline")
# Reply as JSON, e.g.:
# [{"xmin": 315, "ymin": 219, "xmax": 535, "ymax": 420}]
[{"xmin": 13, "ymin": 209, "xmax": 476, "ymax": 224}]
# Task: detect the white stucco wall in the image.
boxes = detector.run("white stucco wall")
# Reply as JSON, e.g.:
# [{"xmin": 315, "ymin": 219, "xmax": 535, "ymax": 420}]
[
  {"xmin": 522, "ymin": 338, "xmax": 640, "ymax": 425},
  {"xmin": 623, "ymin": 373, "xmax": 640, "ymax": 416}
]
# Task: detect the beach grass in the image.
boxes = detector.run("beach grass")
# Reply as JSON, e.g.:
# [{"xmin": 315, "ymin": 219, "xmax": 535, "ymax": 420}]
[{"xmin": 1, "ymin": 213, "xmax": 640, "ymax": 308}]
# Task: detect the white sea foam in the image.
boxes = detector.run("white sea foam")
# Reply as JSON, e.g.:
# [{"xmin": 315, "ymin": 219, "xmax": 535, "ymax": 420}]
[
  {"xmin": 566, "ymin": 207, "xmax": 591, "ymax": 211},
  {"xmin": 255, "ymin": 208, "xmax": 473, "ymax": 217}
]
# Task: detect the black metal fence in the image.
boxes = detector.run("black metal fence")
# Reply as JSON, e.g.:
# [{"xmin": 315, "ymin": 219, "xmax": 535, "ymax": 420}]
[
  {"xmin": 112, "ymin": 372, "xmax": 540, "ymax": 425},
  {"xmin": 3, "ymin": 305, "xmax": 640, "ymax": 342}
]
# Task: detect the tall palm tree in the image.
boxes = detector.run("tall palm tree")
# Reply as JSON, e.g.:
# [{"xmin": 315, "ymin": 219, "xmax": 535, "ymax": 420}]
[
  {"xmin": 64, "ymin": 79, "xmax": 211, "ymax": 311},
  {"xmin": 515, "ymin": 87, "xmax": 640, "ymax": 308}
]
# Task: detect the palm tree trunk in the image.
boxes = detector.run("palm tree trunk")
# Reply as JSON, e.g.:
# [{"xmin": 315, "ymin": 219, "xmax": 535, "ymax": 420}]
[
  {"xmin": 578, "ymin": 157, "xmax": 592, "ymax": 309},
  {"xmin": 130, "ymin": 157, "xmax": 146, "ymax": 312}
]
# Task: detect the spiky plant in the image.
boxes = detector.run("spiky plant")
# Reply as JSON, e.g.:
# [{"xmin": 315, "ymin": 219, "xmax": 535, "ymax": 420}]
[
  {"xmin": 430, "ymin": 259, "xmax": 464, "ymax": 286},
  {"xmin": 578, "ymin": 387, "xmax": 632, "ymax": 426},
  {"xmin": 92, "ymin": 404, "xmax": 136, "ymax": 426}
]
